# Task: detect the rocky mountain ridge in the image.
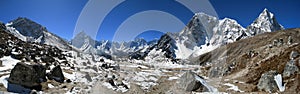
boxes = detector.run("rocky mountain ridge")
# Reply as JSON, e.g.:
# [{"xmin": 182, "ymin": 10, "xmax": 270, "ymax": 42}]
[
  {"xmin": 5, "ymin": 17, "xmax": 73, "ymax": 51},
  {"xmin": 130, "ymin": 8, "xmax": 284, "ymax": 61}
]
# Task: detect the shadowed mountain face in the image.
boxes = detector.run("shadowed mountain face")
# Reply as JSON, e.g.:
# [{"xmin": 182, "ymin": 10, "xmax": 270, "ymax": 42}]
[
  {"xmin": 5, "ymin": 17, "xmax": 72, "ymax": 50},
  {"xmin": 8, "ymin": 17, "xmax": 47, "ymax": 39}
]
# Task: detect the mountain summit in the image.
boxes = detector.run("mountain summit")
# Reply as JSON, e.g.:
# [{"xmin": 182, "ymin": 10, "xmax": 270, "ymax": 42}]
[
  {"xmin": 5, "ymin": 17, "xmax": 72, "ymax": 50},
  {"xmin": 131, "ymin": 8, "xmax": 285, "ymax": 60},
  {"xmin": 8, "ymin": 17, "xmax": 47, "ymax": 39},
  {"xmin": 246, "ymin": 8, "xmax": 284, "ymax": 35}
]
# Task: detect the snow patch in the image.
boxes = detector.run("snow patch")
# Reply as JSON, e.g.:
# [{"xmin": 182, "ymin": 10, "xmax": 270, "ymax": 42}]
[
  {"xmin": 224, "ymin": 83, "xmax": 244, "ymax": 92},
  {"xmin": 0, "ymin": 75, "xmax": 9, "ymax": 88},
  {"xmin": 274, "ymin": 74, "xmax": 285, "ymax": 92},
  {"xmin": 0, "ymin": 56, "xmax": 20, "ymax": 71},
  {"xmin": 194, "ymin": 74, "xmax": 218, "ymax": 93}
]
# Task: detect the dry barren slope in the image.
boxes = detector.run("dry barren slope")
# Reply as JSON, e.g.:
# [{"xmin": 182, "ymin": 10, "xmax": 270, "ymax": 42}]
[{"xmin": 196, "ymin": 28, "xmax": 300, "ymax": 93}]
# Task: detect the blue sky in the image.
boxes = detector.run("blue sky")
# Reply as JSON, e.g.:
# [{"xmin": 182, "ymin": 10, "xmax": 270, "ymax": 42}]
[{"xmin": 0, "ymin": 0, "xmax": 299, "ymax": 41}]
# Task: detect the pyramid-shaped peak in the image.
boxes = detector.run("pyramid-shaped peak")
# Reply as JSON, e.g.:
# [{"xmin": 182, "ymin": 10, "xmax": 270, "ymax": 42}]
[
  {"xmin": 258, "ymin": 8, "xmax": 274, "ymax": 18},
  {"xmin": 10, "ymin": 17, "xmax": 39, "ymax": 25},
  {"xmin": 263, "ymin": 8, "xmax": 269, "ymax": 13}
]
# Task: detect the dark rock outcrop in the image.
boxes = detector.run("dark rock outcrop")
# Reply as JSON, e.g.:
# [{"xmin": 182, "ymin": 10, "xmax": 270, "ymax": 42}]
[
  {"xmin": 0, "ymin": 22, "xmax": 6, "ymax": 30},
  {"xmin": 129, "ymin": 33, "xmax": 177, "ymax": 60},
  {"xmin": 8, "ymin": 62, "xmax": 46, "ymax": 90},
  {"xmin": 41, "ymin": 55, "xmax": 55, "ymax": 63},
  {"xmin": 47, "ymin": 65, "xmax": 65, "ymax": 83},
  {"xmin": 156, "ymin": 33, "xmax": 177, "ymax": 59}
]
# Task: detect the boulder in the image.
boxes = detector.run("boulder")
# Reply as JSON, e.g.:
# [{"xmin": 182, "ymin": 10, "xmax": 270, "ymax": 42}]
[
  {"xmin": 47, "ymin": 65, "xmax": 65, "ymax": 83},
  {"xmin": 283, "ymin": 60, "xmax": 299, "ymax": 78},
  {"xmin": 11, "ymin": 52, "xmax": 24, "ymax": 60},
  {"xmin": 257, "ymin": 70, "xmax": 279, "ymax": 93},
  {"xmin": 178, "ymin": 71, "xmax": 205, "ymax": 91},
  {"xmin": 84, "ymin": 73, "xmax": 92, "ymax": 82},
  {"xmin": 8, "ymin": 62, "xmax": 46, "ymax": 90},
  {"xmin": 288, "ymin": 36, "xmax": 293, "ymax": 45},
  {"xmin": 4, "ymin": 48, "xmax": 12, "ymax": 56},
  {"xmin": 41, "ymin": 55, "xmax": 55, "ymax": 63},
  {"xmin": 290, "ymin": 51, "xmax": 299, "ymax": 60},
  {"xmin": 0, "ymin": 50, "xmax": 4, "ymax": 58},
  {"xmin": 278, "ymin": 38, "xmax": 284, "ymax": 46},
  {"xmin": 107, "ymin": 78, "xmax": 116, "ymax": 87}
]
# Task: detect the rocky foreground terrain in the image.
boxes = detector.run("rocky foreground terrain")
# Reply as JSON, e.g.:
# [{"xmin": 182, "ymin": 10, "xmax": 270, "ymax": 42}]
[{"xmin": 0, "ymin": 8, "xmax": 299, "ymax": 94}]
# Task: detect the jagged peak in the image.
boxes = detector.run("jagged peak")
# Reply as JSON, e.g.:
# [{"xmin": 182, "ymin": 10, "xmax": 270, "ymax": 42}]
[
  {"xmin": 75, "ymin": 31, "xmax": 89, "ymax": 37},
  {"xmin": 195, "ymin": 12, "xmax": 215, "ymax": 18},
  {"xmin": 10, "ymin": 17, "xmax": 41, "ymax": 26},
  {"xmin": 257, "ymin": 8, "xmax": 274, "ymax": 20},
  {"xmin": 220, "ymin": 18, "xmax": 237, "ymax": 23},
  {"xmin": 263, "ymin": 8, "xmax": 269, "ymax": 13}
]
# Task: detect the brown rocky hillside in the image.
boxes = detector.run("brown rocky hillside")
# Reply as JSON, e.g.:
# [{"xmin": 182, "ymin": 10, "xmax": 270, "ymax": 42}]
[{"xmin": 194, "ymin": 28, "xmax": 300, "ymax": 93}]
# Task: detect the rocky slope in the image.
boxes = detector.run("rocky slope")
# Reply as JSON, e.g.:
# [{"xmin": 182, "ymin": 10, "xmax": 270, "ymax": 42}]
[
  {"xmin": 194, "ymin": 28, "xmax": 300, "ymax": 93},
  {"xmin": 0, "ymin": 25, "xmax": 73, "ymax": 93}
]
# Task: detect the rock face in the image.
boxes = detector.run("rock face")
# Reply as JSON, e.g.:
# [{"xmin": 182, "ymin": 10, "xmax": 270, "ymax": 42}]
[
  {"xmin": 156, "ymin": 33, "xmax": 177, "ymax": 59},
  {"xmin": 47, "ymin": 65, "xmax": 65, "ymax": 83},
  {"xmin": 283, "ymin": 60, "xmax": 299, "ymax": 78},
  {"xmin": 257, "ymin": 70, "xmax": 279, "ymax": 93},
  {"xmin": 178, "ymin": 71, "xmax": 204, "ymax": 91},
  {"xmin": 8, "ymin": 62, "xmax": 46, "ymax": 90},
  {"xmin": 0, "ymin": 22, "xmax": 6, "ymax": 30}
]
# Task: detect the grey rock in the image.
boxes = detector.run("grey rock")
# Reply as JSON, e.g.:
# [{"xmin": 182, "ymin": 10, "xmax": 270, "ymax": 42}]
[
  {"xmin": 8, "ymin": 62, "xmax": 46, "ymax": 90},
  {"xmin": 84, "ymin": 73, "xmax": 92, "ymax": 82},
  {"xmin": 273, "ymin": 39, "xmax": 278, "ymax": 46},
  {"xmin": 278, "ymin": 38, "xmax": 284, "ymax": 46},
  {"xmin": 41, "ymin": 55, "xmax": 55, "ymax": 63},
  {"xmin": 208, "ymin": 66, "xmax": 229, "ymax": 77},
  {"xmin": 47, "ymin": 65, "xmax": 65, "ymax": 83},
  {"xmin": 283, "ymin": 60, "xmax": 299, "ymax": 78},
  {"xmin": 178, "ymin": 71, "xmax": 206, "ymax": 91},
  {"xmin": 288, "ymin": 36, "xmax": 293, "ymax": 45},
  {"xmin": 11, "ymin": 52, "xmax": 24, "ymax": 60},
  {"xmin": 290, "ymin": 51, "xmax": 299, "ymax": 60},
  {"xmin": 92, "ymin": 65, "xmax": 98, "ymax": 72},
  {"xmin": 257, "ymin": 70, "xmax": 278, "ymax": 93}
]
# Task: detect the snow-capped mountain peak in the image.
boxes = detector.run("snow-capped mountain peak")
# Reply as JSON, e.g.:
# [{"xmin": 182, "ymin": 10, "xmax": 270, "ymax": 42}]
[
  {"xmin": 5, "ymin": 17, "xmax": 72, "ymax": 50},
  {"xmin": 7, "ymin": 17, "xmax": 47, "ymax": 39},
  {"xmin": 246, "ymin": 8, "xmax": 284, "ymax": 35}
]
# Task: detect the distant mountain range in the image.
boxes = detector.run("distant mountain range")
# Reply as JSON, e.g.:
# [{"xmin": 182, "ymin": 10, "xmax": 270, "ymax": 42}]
[
  {"xmin": 130, "ymin": 8, "xmax": 284, "ymax": 61},
  {"xmin": 1, "ymin": 8, "xmax": 284, "ymax": 60}
]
